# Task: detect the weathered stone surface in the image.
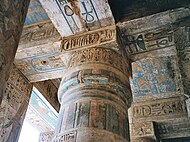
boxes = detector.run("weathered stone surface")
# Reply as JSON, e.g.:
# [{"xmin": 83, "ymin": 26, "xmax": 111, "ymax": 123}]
[
  {"xmin": 34, "ymin": 80, "xmax": 60, "ymax": 112},
  {"xmin": 156, "ymin": 118, "xmax": 190, "ymax": 139},
  {"xmin": 129, "ymin": 96, "xmax": 187, "ymax": 123},
  {"xmin": 0, "ymin": 0, "xmax": 30, "ymax": 104},
  {"xmin": 39, "ymin": 131, "xmax": 54, "ymax": 142},
  {"xmin": 25, "ymin": 89, "xmax": 58, "ymax": 132},
  {"xmin": 130, "ymin": 55, "xmax": 183, "ymax": 102},
  {"xmin": 39, "ymin": 0, "xmax": 115, "ymax": 36},
  {"xmin": 119, "ymin": 7, "xmax": 190, "ymax": 141},
  {"xmin": 130, "ymin": 121, "xmax": 157, "ymax": 140},
  {"xmin": 0, "ymin": 65, "xmax": 33, "ymax": 142},
  {"xmin": 174, "ymin": 27, "xmax": 190, "ymax": 97}
]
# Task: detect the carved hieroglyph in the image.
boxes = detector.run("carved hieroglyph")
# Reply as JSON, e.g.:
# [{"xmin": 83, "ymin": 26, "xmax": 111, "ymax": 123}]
[
  {"xmin": 0, "ymin": 65, "xmax": 33, "ymax": 142},
  {"xmin": 39, "ymin": 131, "xmax": 54, "ymax": 142},
  {"xmin": 60, "ymin": 26, "xmax": 117, "ymax": 52}
]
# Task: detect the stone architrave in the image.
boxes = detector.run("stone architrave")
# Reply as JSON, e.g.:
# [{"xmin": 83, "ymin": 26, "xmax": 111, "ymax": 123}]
[
  {"xmin": 0, "ymin": 0, "xmax": 30, "ymax": 104},
  {"xmin": 53, "ymin": 26, "xmax": 132, "ymax": 142},
  {"xmin": 0, "ymin": 65, "xmax": 33, "ymax": 142}
]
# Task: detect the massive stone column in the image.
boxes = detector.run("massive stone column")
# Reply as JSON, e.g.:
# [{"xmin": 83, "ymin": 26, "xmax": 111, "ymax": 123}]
[
  {"xmin": 118, "ymin": 8, "xmax": 190, "ymax": 142},
  {"xmin": 53, "ymin": 26, "xmax": 132, "ymax": 142},
  {"xmin": 0, "ymin": 65, "xmax": 33, "ymax": 142},
  {"xmin": 0, "ymin": 0, "xmax": 30, "ymax": 104}
]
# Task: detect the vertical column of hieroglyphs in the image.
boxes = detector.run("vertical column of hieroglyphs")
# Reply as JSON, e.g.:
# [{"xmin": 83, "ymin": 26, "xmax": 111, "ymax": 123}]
[
  {"xmin": 0, "ymin": 0, "xmax": 30, "ymax": 104},
  {"xmin": 0, "ymin": 65, "xmax": 33, "ymax": 142},
  {"xmin": 119, "ymin": 8, "xmax": 190, "ymax": 142},
  {"xmin": 54, "ymin": 26, "xmax": 132, "ymax": 142}
]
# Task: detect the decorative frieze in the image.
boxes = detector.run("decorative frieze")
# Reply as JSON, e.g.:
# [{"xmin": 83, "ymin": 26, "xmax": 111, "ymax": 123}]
[
  {"xmin": 132, "ymin": 97, "xmax": 187, "ymax": 120},
  {"xmin": 69, "ymin": 48, "xmax": 129, "ymax": 75},
  {"xmin": 60, "ymin": 26, "xmax": 116, "ymax": 51}
]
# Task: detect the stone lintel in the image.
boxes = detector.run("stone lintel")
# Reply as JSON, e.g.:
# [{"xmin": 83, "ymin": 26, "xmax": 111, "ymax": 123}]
[{"xmin": 129, "ymin": 96, "xmax": 188, "ymax": 123}]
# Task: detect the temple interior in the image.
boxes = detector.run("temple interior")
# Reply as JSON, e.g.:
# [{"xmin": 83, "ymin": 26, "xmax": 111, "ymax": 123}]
[{"xmin": 0, "ymin": 0, "xmax": 190, "ymax": 142}]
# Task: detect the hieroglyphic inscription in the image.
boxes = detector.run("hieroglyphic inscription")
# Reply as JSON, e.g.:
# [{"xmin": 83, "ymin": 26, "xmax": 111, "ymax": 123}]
[
  {"xmin": 131, "ymin": 122, "xmax": 155, "ymax": 138},
  {"xmin": 39, "ymin": 131, "xmax": 54, "ymax": 142},
  {"xmin": 20, "ymin": 22, "xmax": 59, "ymax": 44},
  {"xmin": 54, "ymin": 130, "xmax": 77, "ymax": 142},
  {"xmin": 133, "ymin": 98, "xmax": 186, "ymax": 118},
  {"xmin": 125, "ymin": 28, "xmax": 174, "ymax": 54},
  {"xmin": 69, "ymin": 48, "xmax": 129, "ymax": 74},
  {"xmin": 61, "ymin": 26, "xmax": 116, "ymax": 51},
  {"xmin": 0, "ymin": 65, "xmax": 32, "ymax": 142}
]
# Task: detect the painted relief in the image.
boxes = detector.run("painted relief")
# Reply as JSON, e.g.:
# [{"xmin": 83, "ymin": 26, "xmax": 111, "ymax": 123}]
[
  {"xmin": 125, "ymin": 28, "xmax": 174, "ymax": 55},
  {"xmin": 39, "ymin": 0, "xmax": 114, "ymax": 36},
  {"xmin": 130, "ymin": 56, "xmax": 181, "ymax": 101},
  {"xmin": 15, "ymin": 52, "xmax": 66, "ymax": 82},
  {"xmin": 26, "ymin": 90, "xmax": 58, "ymax": 131},
  {"xmin": 132, "ymin": 97, "xmax": 186, "ymax": 119},
  {"xmin": 0, "ymin": 66, "xmax": 32, "ymax": 142},
  {"xmin": 60, "ymin": 26, "xmax": 116, "ymax": 51}
]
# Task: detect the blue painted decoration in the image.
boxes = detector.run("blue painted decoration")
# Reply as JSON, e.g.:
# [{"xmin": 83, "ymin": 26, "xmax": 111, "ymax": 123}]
[
  {"xmin": 130, "ymin": 57, "xmax": 177, "ymax": 100},
  {"xmin": 24, "ymin": 0, "xmax": 49, "ymax": 25},
  {"xmin": 29, "ymin": 89, "xmax": 58, "ymax": 129}
]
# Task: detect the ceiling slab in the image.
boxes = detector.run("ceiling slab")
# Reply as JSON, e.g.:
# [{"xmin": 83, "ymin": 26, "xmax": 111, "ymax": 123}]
[
  {"xmin": 109, "ymin": 0, "xmax": 190, "ymax": 22},
  {"xmin": 39, "ymin": 0, "xmax": 115, "ymax": 36},
  {"xmin": 25, "ymin": 0, "xmax": 49, "ymax": 25}
]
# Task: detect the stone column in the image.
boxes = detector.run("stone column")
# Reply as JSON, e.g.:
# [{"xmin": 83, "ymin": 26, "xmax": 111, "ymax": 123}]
[
  {"xmin": 0, "ymin": 0, "xmax": 30, "ymax": 104},
  {"xmin": 53, "ymin": 26, "xmax": 131, "ymax": 142},
  {"xmin": 0, "ymin": 65, "xmax": 33, "ymax": 142},
  {"xmin": 119, "ymin": 10, "xmax": 190, "ymax": 141}
]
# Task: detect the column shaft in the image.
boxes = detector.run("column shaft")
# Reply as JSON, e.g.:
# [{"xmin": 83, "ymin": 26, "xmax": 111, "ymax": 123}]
[
  {"xmin": 0, "ymin": 0, "xmax": 30, "ymax": 104},
  {"xmin": 54, "ymin": 42, "xmax": 131, "ymax": 142}
]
